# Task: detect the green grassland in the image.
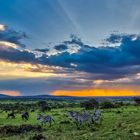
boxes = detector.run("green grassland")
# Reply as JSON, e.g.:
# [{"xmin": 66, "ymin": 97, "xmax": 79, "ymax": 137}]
[{"xmin": 0, "ymin": 104, "xmax": 140, "ymax": 140}]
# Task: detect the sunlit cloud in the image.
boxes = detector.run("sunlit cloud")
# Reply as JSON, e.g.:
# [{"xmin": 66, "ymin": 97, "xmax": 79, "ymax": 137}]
[
  {"xmin": 0, "ymin": 41, "xmax": 18, "ymax": 49},
  {"xmin": 1, "ymin": 23, "xmax": 140, "ymax": 96},
  {"xmin": 0, "ymin": 24, "xmax": 6, "ymax": 31},
  {"xmin": 93, "ymin": 80, "xmax": 109, "ymax": 85},
  {"xmin": 0, "ymin": 60, "xmax": 57, "ymax": 79},
  {"xmin": 0, "ymin": 90, "xmax": 21, "ymax": 96}
]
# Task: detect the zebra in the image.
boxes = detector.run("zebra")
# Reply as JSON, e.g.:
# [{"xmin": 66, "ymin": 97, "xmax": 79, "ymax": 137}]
[
  {"xmin": 67, "ymin": 111, "xmax": 92, "ymax": 126},
  {"xmin": 92, "ymin": 109, "xmax": 102, "ymax": 123},
  {"xmin": 7, "ymin": 112, "xmax": 15, "ymax": 119},
  {"xmin": 21, "ymin": 112, "xmax": 29, "ymax": 121},
  {"xmin": 67, "ymin": 111, "xmax": 82, "ymax": 125},
  {"xmin": 67, "ymin": 111, "xmax": 79, "ymax": 118},
  {"xmin": 37, "ymin": 114, "xmax": 54, "ymax": 126},
  {"xmin": 82, "ymin": 111, "xmax": 93, "ymax": 124}
]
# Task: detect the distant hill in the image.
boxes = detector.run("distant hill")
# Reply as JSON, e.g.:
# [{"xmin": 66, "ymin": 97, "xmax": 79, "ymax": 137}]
[
  {"xmin": 0, "ymin": 94, "xmax": 83, "ymax": 100},
  {"xmin": 0, "ymin": 94, "xmax": 138, "ymax": 101},
  {"xmin": 0, "ymin": 94, "xmax": 11, "ymax": 98}
]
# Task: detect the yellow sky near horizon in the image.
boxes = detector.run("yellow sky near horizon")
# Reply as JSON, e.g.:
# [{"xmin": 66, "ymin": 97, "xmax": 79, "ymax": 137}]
[
  {"xmin": 0, "ymin": 60, "xmax": 140, "ymax": 97},
  {"xmin": 53, "ymin": 89, "xmax": 139, "ymax": 97},
  {"xmin": 0, "ymin": 89, "xmax": 139, "ymax": 96}
]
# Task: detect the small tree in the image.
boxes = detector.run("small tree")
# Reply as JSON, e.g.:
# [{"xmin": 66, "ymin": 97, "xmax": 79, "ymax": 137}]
[
  {"xmin": 134, "ymin": 97, "xmax": 140, "ymax": 106},
  {"xmin": 37, "ymin": 100, "xmax": 51, "ymax": 112},
  {"xmin": 81, "ymin": 99, "xmax": 99, "ymax": 109},
  {"xmin": 100, "ymin": 100, "xmax": 115, "ymax": 109}
]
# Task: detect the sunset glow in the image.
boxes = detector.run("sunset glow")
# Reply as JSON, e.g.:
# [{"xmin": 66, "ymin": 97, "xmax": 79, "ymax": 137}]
[
  {"xmin": 0, "ymin": 90, "xmax": 21, "ymax": 96},
  {"xmin": 0, "ymin": 61, "xmax": 57, "ymax": 79},
  {"xmin": 53, "ymin": 89, "xmax": 139, "ymax": 97}
]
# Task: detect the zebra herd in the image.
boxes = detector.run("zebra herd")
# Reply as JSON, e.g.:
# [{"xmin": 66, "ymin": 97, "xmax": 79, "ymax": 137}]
[
  {"xmin": 6, "ymin": 109, "xmax": 102, "ymax": 127},
  {"xmin": 37, "ymin": 109, "xmax": 102, "ymax": 127},
  {"xmin": 7, "ymin": 112, "xmax": 29, "ymax": 120},
  {"xmin": 67, "ymin": 109, "xmax": 102, "ymax": 126}
]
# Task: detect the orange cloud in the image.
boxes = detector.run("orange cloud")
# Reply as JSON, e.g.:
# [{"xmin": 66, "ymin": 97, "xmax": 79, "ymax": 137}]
[
  {"xmin": 53, "ymin": 89, "xmax": 139, "ymax": 96},
  {"xmin": 0, "ymin": 60, "xmax": 57, "ymax": 79},
  {"xmin": 0, "ymin": 90, "xmax": 21, "ymax": 96}
]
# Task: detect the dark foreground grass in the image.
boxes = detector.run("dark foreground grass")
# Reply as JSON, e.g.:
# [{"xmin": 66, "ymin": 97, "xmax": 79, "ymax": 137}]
[{"xmin": 0, "ymin": 106, "xmax": 140, "ymax": 140}]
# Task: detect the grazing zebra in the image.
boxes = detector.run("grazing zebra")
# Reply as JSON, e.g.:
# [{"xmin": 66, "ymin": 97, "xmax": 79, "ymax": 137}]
[
  {"xmin": 67, "ymin": 111, "xmax": 92, "ymax": 126},
  {"xmin": 7, "ymin": 112, "xmax": 15, "ymax": 119},
  {"xmin": 92, "ymin": 109, "xmax": 102, "ymax": 123},
  {"xmin": 37, "ymin": 114, "xmax": 54, "ymax": 126},
  {"xmin": 67, "ymin": 111, "xmax": 79, "ymax": 118},
  {"xmin": 68, "ymin": 110, "xmax": 102, "ymax": 126},
  {"xmin": 72, "ymin": 112, "xmax": 83, "ymax": 125},
  {"xmin": 82, "ymin": 111, "xmax": 93, "ymax": 124},
  {"xmin": 21, "ymin": 112, "xmax": 29, "ymax": 121}
]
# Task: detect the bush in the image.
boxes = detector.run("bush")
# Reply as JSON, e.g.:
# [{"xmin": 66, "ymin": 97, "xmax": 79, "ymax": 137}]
[
  {"xmin": 134, "ymin": 97, "xmax": 140, "ymax": 106},
  {"xmin": 37, "ymin": 100, "xmax": 51, "ymax": 112},
  {"xmin": 100, "ymin": 100, "xmax": 115, "ymax": 109},
  {"xmin": 81, "ymin": 99, "xmax": 99, "ymax": 109},
  {"xmin": 0, "ymin": 124, "xmax": 42, "ymax": 135},
  {"xmin": 30, "ymin": 134, "xmax": 46, "ymax": 140}
]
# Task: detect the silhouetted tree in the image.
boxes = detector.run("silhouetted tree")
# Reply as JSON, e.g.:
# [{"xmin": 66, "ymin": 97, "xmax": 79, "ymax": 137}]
[
  {"xmin": 37, "ymin": 100, "xmax": 51, "ymax": 112},
  {"xmin": 134, "ymin": 97, "xmax": 140, "ymax": 106},
  {"xmin": 100, "ymin": 100, "xmax": 115, "ymax": 109},
  {"xmin": 81, "ymin": 99, "xmax": 99, "ymax": 109}
]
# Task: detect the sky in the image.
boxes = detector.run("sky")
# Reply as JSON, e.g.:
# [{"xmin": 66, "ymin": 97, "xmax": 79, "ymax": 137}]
[{"xmin": 0, "ymin": 0, "xmax": 140, "ymax": 96}]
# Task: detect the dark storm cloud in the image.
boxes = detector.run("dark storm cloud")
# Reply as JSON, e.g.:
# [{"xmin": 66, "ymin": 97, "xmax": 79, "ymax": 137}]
[
  {"xmin": 34, "ymin": 48, "xmax": 49, "ymax": 52},
  {"xmin": 0, "ymin": 47, "xmax": 37, "ymax": 63},
  {"xmin": 54, "ymin": 44, "xmax": 68, "ymax": 51},
  {"xmin": 39, "ymin": 33, "xmax": 140, "ymax": 79},
  {"xmin": 0, "ymin": 77, "xmax": 93, "ymax": 95},
  {"xmin": 0, "ymin": 26, "xmax": 37, "ymax": 63},
  {"xmin": 0, "ymin": 27, "xmax": 28, "ymax": 48},
  {"xmin": 63, "ymin": 34, "xmax": 84, "ymax": 46},
  {"xmin": 1, "ymin": 26, "xmax": 140, "ymax": 80}
]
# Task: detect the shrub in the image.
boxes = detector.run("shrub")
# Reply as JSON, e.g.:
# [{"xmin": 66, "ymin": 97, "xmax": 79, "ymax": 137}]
[
  {"xmin": 100, "ymin": 100, "xmax": 115, "ymax": 109},
  {"xmin": 30, "ymin": 134, "xmax": 46, "ymax": 140},
  {"xmin": 134, "ymin": 97, "xmax": 140, "ymax": 106},
  {"xmin": 0, "ymin": 124, "xmax": 42, "ymax": 135},
  {"xmin": 37, "ymin": 100, "xmax": 51, "ymax": 112},
  {"xmin": 81, "ymin": 99, "xmax": 99, "ymax": 109}
]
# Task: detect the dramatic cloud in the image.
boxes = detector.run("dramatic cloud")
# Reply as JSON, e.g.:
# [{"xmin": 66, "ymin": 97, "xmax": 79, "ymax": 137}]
[
  {"xmin": 34, "ymin": 48, "xmax": 49, "ymax": 52},
  {"xmin": 54, "ymin": 44, "xmax": 68, "ymax": 51},
  {"xmin": 1, "ymin": 27, "xmax": 140, "ymax": 81},
  {"xmin": 0, "ymin": 76, "xmax": 93, "ymax": 95},
  {"xmin": 0, "ymin": 25, "xmax": 28, "ymax": 48},
  {"xmin": 39, "ymin": 33, "xmax": 140, "ymax": 80},
  {"xmin": 0, "ymin": 61, "xmax": 58, "ymax": 80},
  {"xmin": 1, "ymin": 24, "xmax": 140, "ymax": 96},
  {"xmin": 0, "ymin": 47, "xmax": 37, "ymax": 63}
]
